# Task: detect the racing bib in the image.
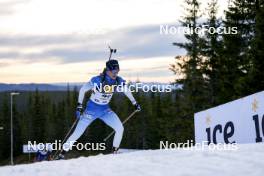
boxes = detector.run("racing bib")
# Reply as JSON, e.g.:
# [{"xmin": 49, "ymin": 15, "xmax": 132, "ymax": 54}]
[{"xmin": 90, "ymin": 91, "xmax": 113, "ymax": 105}]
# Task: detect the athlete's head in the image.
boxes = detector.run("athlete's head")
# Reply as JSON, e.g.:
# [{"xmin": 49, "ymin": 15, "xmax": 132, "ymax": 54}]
[{"xmin": 106, "ymin": 59, "xmax": 120, "ymax": 79}]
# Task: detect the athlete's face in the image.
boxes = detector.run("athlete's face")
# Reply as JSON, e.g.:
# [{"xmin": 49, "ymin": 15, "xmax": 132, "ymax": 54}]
[{"xmin": 107, "ymin": 69, "xmax": 119, "ymax": 79}]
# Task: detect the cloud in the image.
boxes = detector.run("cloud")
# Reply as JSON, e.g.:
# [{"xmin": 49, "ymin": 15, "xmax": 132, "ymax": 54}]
[
  {"xmin": 0, "ymin": 34, "xmax": 82, "ymax": 46},
  {"xmin": 0, "ymin": 23, "xmax": 186, "ymax": 64},
  {"xmin": 0, "ymin": 0, "xmax": 31, "ymax": 16},
  {"xmin": 0, "ymin": 62, "xmax": 8, "ymax": 67}
]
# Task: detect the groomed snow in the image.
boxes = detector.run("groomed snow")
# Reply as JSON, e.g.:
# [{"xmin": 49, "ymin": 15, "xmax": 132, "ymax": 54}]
[{"xmin": 1, "ymin": 143, "xmax": 264, "ymax": 176}]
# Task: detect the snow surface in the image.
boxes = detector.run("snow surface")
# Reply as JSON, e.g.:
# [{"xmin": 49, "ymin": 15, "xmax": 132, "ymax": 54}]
[{"xmin": 1, "ymin": 143, "xmax": 264, "ymax": 176}]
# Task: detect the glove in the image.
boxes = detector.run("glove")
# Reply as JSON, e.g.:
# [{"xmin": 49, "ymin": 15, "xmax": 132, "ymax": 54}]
[
  {"xmin": 76, "ymin": 103, "xmax": 83, "ymax": 119},
  {"xmin": 134, "ymin": 103, "xmax": 141, "ymax": 112}
]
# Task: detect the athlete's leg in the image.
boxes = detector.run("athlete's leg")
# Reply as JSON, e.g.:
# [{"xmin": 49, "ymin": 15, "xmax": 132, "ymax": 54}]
[
  {"xmin": 100, "ymin": 110, "xmax": 124, "ymax": 148},
  {"xmin": 63, "ymin": 113, "xmax": 96, "ymax": 151}
]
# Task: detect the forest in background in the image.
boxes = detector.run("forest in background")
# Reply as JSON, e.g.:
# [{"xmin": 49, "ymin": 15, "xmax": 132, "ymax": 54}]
[
  {"xmin": 0, "ymin": 0, "xmax": 264, "ymax": 165},
  {"xmin": 0, "ymin": 88, "xmax": 187, "ymax": 165}
]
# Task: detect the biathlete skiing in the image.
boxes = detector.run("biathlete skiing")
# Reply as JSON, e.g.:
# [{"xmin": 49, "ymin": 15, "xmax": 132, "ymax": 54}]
[{"xmin": 56, "ymin": 48, "xmax": 141, "ymax": 159}]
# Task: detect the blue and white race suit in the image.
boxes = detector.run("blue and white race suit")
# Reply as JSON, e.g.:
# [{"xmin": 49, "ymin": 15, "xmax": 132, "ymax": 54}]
[{"xmin": 63, "ymin": 74, "xmax": 137, "ymax": 151}]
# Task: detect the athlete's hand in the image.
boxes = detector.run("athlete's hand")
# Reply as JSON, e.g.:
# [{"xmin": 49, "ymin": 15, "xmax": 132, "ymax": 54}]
[
  {"xmin": 76, "ymin": 103, "xmax": 84, "ymax": 119},
  {"xmin": 134, "ymin": 103, "xmax": 141, "ymax": 112}
]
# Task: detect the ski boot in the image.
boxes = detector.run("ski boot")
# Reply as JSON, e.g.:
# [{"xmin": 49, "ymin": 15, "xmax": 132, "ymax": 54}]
[
  {"xmin": 55, "ymin": 150, "xmax": 66, "ymax": 160},
  {"xmin": 56, "ymin": 153, "xmax": 65, "ymax": 160},
  {"xmin": 112, "ymin": 147, "xmax": 120, "ymax": 154}
]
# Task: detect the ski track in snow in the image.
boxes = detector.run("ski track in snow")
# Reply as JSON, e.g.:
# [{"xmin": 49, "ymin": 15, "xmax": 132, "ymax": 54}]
[{"xmin": 0, "ymin": 143, "xmax": 264, "ymax": 176}]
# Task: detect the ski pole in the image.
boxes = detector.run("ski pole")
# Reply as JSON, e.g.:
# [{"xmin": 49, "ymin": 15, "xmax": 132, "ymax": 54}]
[
  {"xmin": 52, "ymin": 118, "xmax": 79, "ymax": 160},
  {"xmin": 103, "ymin": 110, "xmax": 138, "ymax": 142}
]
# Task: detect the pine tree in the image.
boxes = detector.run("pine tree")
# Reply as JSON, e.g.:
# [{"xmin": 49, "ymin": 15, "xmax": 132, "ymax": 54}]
[
  {"xmin": 202, "ymin": 0, "xmax": 224, "ymax": 106},
  {"xmin": 12, "ymin": 102, "xmax": 22, "ymax": 157},
  {"xmin": 31, "ymin": 89, "xmax": 46, "ymax": 142},
  {"xmin": 172, "ymin": 0, "xmax": 209, "ymax": 114},
  {"xmin": 247, "ymin": 0, "xmax": 264, "ymax": 93},
  {"xmin": 0, "ymin": 94, "xmax": 10, "ymax": 160},
  {"xmin": 222, "ymin": 0, "xmax": 257, "ymax": 99}
]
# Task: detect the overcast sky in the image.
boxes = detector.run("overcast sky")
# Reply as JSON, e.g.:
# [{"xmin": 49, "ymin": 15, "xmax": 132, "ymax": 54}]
[{"xmin": 0, "ymin": 0, "xmax": 228, "ymax": 83}]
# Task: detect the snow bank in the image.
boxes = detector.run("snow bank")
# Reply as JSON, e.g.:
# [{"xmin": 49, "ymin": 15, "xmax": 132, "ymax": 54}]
[{"xmin": 1, "ymin": 143, "xmax": 264, "ymax": 176}]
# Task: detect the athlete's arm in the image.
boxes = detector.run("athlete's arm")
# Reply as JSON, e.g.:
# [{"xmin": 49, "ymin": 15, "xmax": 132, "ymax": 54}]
[
  {"xmin": 123, "ymin": 84, "xmax": 137, "ymax": 105},
  {"xmin": 78, "ymin": 81, "xmax": 93, "ymax": 104}
]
